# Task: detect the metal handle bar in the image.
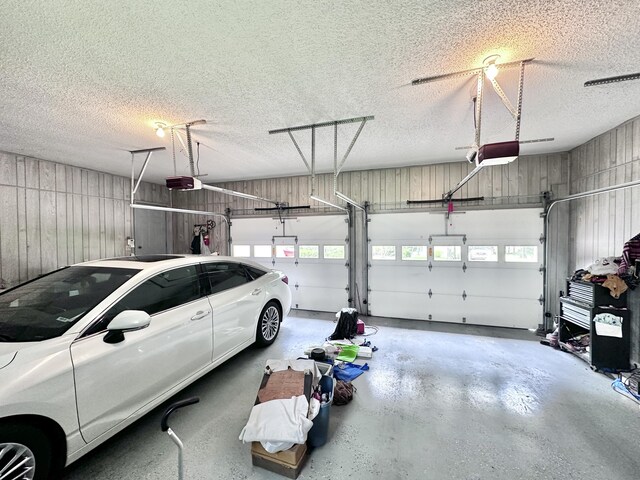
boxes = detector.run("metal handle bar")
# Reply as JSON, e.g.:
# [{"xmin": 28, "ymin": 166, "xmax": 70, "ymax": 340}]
[{"xmin": 161, "ymin": 397, "xmax": 200, "ymax": 432}]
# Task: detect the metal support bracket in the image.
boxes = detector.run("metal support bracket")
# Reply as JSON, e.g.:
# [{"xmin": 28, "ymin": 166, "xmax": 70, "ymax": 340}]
[
  {"xmin": 270, "ymin": 115, "xmax": 373, "ymax": 211},
  {"xmin": 413, "ymin": 59, "xmax": 533, "ymax": 200},
  {"xmin": 129, "ymin": 147, "xmax": 166, "ymax": 202},
  {"xmin": 488, "ymin": 77, "xmax": 517, "ymax": 119}
]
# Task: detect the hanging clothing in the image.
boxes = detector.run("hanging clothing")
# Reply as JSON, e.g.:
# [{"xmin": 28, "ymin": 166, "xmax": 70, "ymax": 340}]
[
  {"xmin": 618, "ymin": 232, "xmax": 640, "ymax": 275},
  {"xmin": 200, "ymin": 235, "xmax": 211, "ymax": 255},
  {"xmin": 190, "ymin": 235, "xmax": 201, "ymax": 254}
]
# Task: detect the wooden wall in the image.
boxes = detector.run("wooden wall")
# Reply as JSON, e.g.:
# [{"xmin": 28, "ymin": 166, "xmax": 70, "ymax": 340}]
[
  {"xmin": 0, "ymin": 151, "xmax": 169, "ymax": 288},
  {"xmin": 175, "ymin": 153, "xmax": 567, "ymax": 214},
  {"xmin": 569, "ymin": 117, "xmax": 640, "ymax": 268},
  {"xmin": 171, "ymin": 153, "xmax": 570, "ymax": 258},
  {"xmin": 567, "ymin": 115, "xmax": 640, "ymax": 362}
]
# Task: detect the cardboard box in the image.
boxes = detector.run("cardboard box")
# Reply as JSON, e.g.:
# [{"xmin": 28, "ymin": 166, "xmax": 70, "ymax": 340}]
[
  {"xmin": 251, "ymin": 443, "xmax": 307, "ymax": 479},
  {"xmin": 251, "ymin": 442, "xmax": 306, "ymax": 466}
]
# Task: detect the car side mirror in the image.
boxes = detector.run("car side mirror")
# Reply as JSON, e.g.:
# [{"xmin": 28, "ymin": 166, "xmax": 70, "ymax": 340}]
[{"xmin": 104, "ymin": 310, "xmax": 151, "ymax": 344}]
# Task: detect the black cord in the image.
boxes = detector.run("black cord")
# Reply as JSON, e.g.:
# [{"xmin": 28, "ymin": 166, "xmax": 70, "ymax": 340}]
[
  {"xmin": 196, "ymin": 141, "xmax": 201, "ymax": 176},
  {"xmin": 473, "ymin": 96, "xmax": 477, "ymax": 130}
]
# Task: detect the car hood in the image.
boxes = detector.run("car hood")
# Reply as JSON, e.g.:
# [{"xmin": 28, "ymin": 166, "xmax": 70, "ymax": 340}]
[
  {"xmin": 0, "ymin": 346, "xmax": 17, "ymax": 369},
  {"xmin": 0, "ymin": 341, "xmax": 58, "ymax": 369}
]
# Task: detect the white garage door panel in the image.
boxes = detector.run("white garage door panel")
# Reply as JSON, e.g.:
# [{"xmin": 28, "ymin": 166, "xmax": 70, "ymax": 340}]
[
  {"xmin": 231, "ymin": 215, "xmax": 348, "ymax": 313},
  {"xmin": 463, "ymin": 268, "xmax": 540, "ymax": 298},
  {"xmin": 428, "ymin": 266, "xmax": 469, "ymax": 294},
  {"xmin": 370, "ymin": 291, "xmax": 430, "ymax": 320},
  {"xmin": 292, "ymin": 261, "xmax": 347, "ymax": 311},
  {"xmin": 369, "ymin": 264, "xmax": 430, "ymax": 293},
  {"xmin": 462, "ymin": 296, "xmax": 541, "ymax": 328},
  {"xmin": 369, "ymin": 209, "xmax": 543, "ymax": 329}
]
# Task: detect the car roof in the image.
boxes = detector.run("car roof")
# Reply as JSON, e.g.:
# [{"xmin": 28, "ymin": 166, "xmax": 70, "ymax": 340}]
[{"xmin": 77, "ymin": 255, "xmax": 271, "ymax": 275}]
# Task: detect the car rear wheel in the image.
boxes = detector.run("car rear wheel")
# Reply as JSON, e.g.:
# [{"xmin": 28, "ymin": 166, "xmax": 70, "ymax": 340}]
[
  {"xmin": 256, "ymin": 301, "xmax": 281, "ymax": 346},
  {"xmin": 0, "ymin": 423, "xmax": 53, "ymax": 480}
]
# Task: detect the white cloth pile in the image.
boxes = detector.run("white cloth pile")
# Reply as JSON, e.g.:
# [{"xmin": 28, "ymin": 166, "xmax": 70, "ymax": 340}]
[
  {"xmin": 586, "ymin": 257, "xmax": 619, "ymax": 275},
  {"xmin": 239, "ymin": 395, "xmax": 313, "ymax": 453},
  {"xmin": 239, "ymin": 358, "xmax": 321, "ymax": 453}
]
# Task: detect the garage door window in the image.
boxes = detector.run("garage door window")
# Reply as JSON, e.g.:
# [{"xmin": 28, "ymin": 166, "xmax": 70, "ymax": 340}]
[
  {"xmin": 401, "ymin": 246, "xmax": 428, "ymax": 261},
  {"xmin": 232, "ymin": 245, "xmax": 251, "ymax": 257},
  {"xmin": 372, "ymin": 246, "xmax": 396, "ymax": 260},
  {"xmin": 505, "ymin": 246, "xmax": 538, "ymax": 262},
  {"xmin": 299, "ymin": 245, "xmax": 319, "ymax": 259},
  {"xmin": 275, "ymin": 245, "xmax": 295, "ymax": 258},
  {"xmin": 254, "ymin": 245, "xmax": 272, "ymax": 258},
  {"xmin": 433, "ymin": 246, "xmax": 461, "ymax": 261},
  {"xmin": 468, "ymin": 246, "xmax": 498, "ymax": 262},
  {"xmin": 324, "ymin": 245, "xmax": 345, "ymax": 259}
]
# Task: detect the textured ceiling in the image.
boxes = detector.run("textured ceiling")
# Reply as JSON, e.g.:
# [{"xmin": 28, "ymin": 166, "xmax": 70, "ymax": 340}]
[{"xmin": 1, "ymin": 0, "xmax": 639, "ymax": 184}]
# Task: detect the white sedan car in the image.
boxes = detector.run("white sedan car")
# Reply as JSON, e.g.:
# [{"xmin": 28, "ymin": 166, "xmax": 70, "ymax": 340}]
[{"xmin": 0, "ymin": 255, "xmax": 291, "ymax": 479}]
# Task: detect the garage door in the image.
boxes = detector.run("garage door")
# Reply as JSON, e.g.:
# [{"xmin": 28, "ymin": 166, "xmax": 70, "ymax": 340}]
[
  {"xmin": 368, "ymin": 209, "xmax": 543, "ymax": 329},
  {"xmin": 230, "ymin": 215, "xmax": 348, "ymax": 312}
]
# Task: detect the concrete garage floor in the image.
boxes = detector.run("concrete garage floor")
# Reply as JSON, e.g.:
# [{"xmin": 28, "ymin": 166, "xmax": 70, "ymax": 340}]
[{"xmin": 63, "ymin": 311, "xmax": 640, "ymax": 480}]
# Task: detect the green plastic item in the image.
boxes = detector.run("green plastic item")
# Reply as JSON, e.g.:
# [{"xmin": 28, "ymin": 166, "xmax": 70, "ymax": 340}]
[{"xmin": 335, "ymin": 344, "xmax": 359, "ymax": 362}]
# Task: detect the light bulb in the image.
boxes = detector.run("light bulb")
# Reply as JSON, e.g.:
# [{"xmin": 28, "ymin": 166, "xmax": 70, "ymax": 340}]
[
  {"xmin": 486, "ymin": 63, "xmax": 498, "ymax": 80},
  {"xmin": 156, "ymin": 126, "xmax": 165, "ymax": 138}
]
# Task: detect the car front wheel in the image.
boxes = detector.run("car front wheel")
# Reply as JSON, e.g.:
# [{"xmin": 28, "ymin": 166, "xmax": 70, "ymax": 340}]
[
  {"xmin": 256, "ymin": 301, "xmax": 281, "ymax": 346},
  {"xmin": 0, "ymin": 423, "xmax": 53, "ymax": 480}
]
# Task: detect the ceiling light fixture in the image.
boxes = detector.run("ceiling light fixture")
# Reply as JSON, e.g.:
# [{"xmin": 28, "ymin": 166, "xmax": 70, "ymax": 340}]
[
  {"xmin": 483, "ymin": 54, "xmax": 500, "ymax": 80},
  {"xmin": 155, "ymin": 122, "xmax": 166, "ymax": 138}
]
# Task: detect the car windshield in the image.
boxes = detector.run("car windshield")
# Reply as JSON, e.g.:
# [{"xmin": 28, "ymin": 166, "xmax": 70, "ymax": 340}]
[{"xmin": 0, "ymin": 266, "xmax": 140, "ymax": 342}]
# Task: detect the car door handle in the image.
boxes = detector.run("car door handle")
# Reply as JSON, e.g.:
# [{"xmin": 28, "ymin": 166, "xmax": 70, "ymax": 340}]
[
  {"xmin": 190, "ymin": 310, "xmax": 211, "ymax": 321},
  {"xmin": 251, "ymin": 288, "xmax": 262, "ymax": 296}
]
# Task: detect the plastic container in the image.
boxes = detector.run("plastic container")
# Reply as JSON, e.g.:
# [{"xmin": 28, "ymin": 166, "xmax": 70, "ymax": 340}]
[{"xmin": 307, "ymin": 375, "xmax": 334, "ymax": 447}]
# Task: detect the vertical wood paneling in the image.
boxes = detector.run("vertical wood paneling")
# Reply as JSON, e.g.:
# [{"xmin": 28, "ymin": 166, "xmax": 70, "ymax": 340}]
[
  {"xmin": 492, "ymin": 165, "xmax": 502, "ymax": 204},
  {"xmin": 371, "ymin": 170, "xmax": 381, "ymax": 208},
  {"xmin": 17, "ymin": 187, "xmax": 27, "ymax": 282},
  {"xmin": 409, "ymin": 166, "xmax": 421, "ymax": 201},
  {"xmin": 16, "ymin": 157, "xmax": 25, "ymax": 188},
  {"xmin": 420, "ymin": 166, "xmax": 430, "ymax": 202},
  {"xmin": 0, "ymin": 153, "xmax": 17, "ymax": 185},
  {"xmin": 40, "ymin": 190, "xmax": 57, "ymax": 273},
  {"xmin": 25, "ymin": 158, "xmax": 40, "ymax": 189},
  {"xmin": 0, "ymin": 187, "xmax": 18, "ymax": 283},
  {"xmin": 66, "ymin": 193, "xmax": 74, "ymax": 263},
  {"xmin": 566, "ymin": 114, "xmax": 640, "ymax": 362},
  {"xmin": 72, "ymin": 194, "xmax": 83, "ymax": 264},
  {"xmin": 39, "ymin": 162, "xmax": 56, "ymax": 191},
  {"xmin": 466, "ymin": 163, "xmax": 479, "ymax": 202},
  {"xmin": 632, "ymin": 160, "xmax": 640, "ymax": 235},
  {"xmin": 25, "ymin": 189, "xmax": 41, "ymax": 279},
  {"xmin": 0, "ymin": 151, "xmax": 164, "ymax": 287},
  {"xmin": 56, "ymin": 193, "xmax": 67, "ymax": 267}
]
